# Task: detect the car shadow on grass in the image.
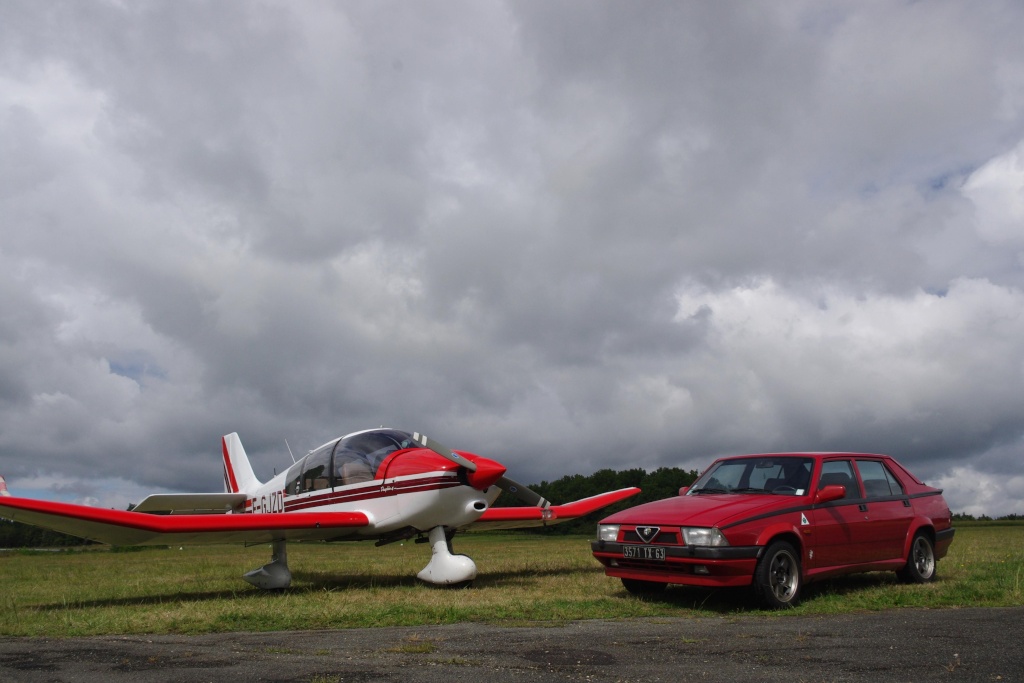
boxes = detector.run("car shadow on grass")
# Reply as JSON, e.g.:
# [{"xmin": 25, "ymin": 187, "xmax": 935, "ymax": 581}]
[
  {"xmin": 611, "ymin": 571, "xmax": 905, "ymax": 614},
  {"xmin": 618, "ymin": 586, "xmax": 762, "ymax": 614}
]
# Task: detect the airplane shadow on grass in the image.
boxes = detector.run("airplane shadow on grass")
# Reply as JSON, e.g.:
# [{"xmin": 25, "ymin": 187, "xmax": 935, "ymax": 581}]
[
  {"xmin": 290, "ymin": 566, "xmax": 594, "ymax": 590},
  {"xmin": 31, "ymin": 588, "xmax": 275, "ymax": 612},
  {"xmin": 32, "ymin": 567, "xmax": 586, "ymax": 611},
  {"xmin": 31, "ymin": 569, "xmax": 908, "ymax": 614}
]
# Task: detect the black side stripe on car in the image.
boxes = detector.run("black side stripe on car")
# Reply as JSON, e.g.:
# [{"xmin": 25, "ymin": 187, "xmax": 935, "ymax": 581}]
[
  {"xmin": 719, "ymin": 504, "xmax": 816, "ymax": 531},
  {"xmin": 718, "ymin": 490, "xmax": 943, "ymax": 531}
]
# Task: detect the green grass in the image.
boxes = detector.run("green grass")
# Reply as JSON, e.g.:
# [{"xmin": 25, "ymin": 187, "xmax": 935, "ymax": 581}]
[{"xmin": 1, "ymin": 524, "xmax": 1021, "ymax": 637}]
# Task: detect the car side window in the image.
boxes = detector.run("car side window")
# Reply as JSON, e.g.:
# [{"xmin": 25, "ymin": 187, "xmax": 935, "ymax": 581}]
[
  {"xmin": 818, "ymin": 460, "xmax": 859, "ymax": 499},
  {"xmin": 856, "ymin": 459, "xmax": 900, "ymax": 498},
  {"xmin": 883, "ymin": 464, "xmax": 905, "ymax": 495}
]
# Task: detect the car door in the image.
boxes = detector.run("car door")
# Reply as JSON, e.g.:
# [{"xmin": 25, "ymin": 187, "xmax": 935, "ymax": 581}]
[
  {"xmin": 809, "ymin": 458, "xmax": 870, "ymax": 569},
  {"xmin": 852, "ymin": 458, "xmax": 914, "ymax": 563}
]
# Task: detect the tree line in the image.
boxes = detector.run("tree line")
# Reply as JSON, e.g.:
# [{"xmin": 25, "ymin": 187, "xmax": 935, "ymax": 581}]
[
  {"xmin": 951, "ymin": 512, "xmax": 1024, "ymax": 521},
  {"xmin": 492, "ymin": 465, "xmax": 701, "ymax": 535},
  {"xmin": 1, "ymin": 466, "xmax": 699, "ymax": 547},
  {"xmin": 5, "ymin": 467, "xmax": 1020, "ymax": 547},
  {"xmin": 0, "ymin": 519, "xmax": 94, "ymax": 549}
]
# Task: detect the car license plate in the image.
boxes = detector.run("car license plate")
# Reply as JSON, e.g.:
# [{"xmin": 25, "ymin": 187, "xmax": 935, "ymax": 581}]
[{"xmin": 623, "ymin": 545, "xmax": 666, "ymax": 561}]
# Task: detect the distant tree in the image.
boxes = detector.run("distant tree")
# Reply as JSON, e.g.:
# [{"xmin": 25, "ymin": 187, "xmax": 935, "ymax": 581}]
[
  {"xmin": 494, "ymin": 466, "xmax": 700, "ymax": 535},
  {"xmin": 0, "ymin": 518, "xmax": 93, "ymax": 548}
]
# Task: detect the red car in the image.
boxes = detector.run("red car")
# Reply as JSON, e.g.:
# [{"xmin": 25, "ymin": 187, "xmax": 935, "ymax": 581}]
[{"xmin": 591, "ymin": 452, "xmax": 955, "ymax": 608}]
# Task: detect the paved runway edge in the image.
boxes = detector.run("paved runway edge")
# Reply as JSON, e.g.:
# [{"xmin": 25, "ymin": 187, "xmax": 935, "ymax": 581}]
[{"xmin": 2, "ymin": 607, "xmax": 1022, "ymax": 682}]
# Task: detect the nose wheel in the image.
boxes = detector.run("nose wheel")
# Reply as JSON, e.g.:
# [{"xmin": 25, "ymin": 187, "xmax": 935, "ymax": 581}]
[{"xmin": 417, "ymin": 525, "xmax": 477, "ymax": 587}]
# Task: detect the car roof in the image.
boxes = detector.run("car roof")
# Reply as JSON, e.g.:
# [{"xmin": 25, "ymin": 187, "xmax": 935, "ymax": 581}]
[{"xmin": 713, "ymin": 452, "xmax": 890, "ymax": 460}]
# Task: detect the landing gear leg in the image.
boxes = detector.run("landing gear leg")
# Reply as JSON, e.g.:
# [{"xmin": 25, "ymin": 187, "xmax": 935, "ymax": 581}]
[
  {"xmin": 416, "ymin": 525, "xmax": 477, "ymax": 587},
  {"xmin": 243, "ymin": 539, "xmax": 292, "ymax": 589}
]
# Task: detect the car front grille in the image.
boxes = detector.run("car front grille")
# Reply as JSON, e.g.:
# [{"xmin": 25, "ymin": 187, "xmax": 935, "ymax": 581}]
[{"xmin": 623, "ymin": 530, "xmax": 680, "ymax": 544}]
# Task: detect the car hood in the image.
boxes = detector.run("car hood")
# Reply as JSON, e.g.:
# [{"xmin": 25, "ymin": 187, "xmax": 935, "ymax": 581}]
[{"xmin": 600, "ymin": 493, "xmax": 796, "ymax": 528}]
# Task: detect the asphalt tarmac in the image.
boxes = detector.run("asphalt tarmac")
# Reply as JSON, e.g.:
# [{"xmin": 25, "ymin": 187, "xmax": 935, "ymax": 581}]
[{"xmin": 1, "ymin": 607, "xmax": 1020, "ymax": 682}]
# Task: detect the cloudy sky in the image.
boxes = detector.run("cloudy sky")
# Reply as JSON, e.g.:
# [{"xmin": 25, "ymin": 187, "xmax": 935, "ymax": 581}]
[{"xmin": 2, "ymin": 1, "xmax": 1023, "ymax": 517}]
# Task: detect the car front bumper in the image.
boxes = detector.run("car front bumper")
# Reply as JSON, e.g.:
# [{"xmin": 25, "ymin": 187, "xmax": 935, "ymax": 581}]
[{"xmin": 591, "ymin": 540, "xmax": 763, "ymax": 588}]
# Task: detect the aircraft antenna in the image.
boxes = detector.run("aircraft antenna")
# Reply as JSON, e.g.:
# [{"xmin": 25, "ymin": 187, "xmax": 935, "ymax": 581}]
[{"xmin": 285, "ymin": 439, "xmax": 296, "ymax": 464}]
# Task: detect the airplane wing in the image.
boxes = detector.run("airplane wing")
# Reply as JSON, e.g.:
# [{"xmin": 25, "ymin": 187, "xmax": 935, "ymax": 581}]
[
  {"xmin": 462, "ymin": 487, "xmax": 641, "ymax": 531},
  {"xmin": 0, "ymin": 496, "xmax": 369, "ymax": 546}
]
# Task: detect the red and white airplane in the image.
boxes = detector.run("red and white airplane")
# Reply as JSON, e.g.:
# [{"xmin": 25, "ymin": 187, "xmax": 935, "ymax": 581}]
[{"xmin": 0, "ymin": 429, "xmax": 639, "ymax": 588}]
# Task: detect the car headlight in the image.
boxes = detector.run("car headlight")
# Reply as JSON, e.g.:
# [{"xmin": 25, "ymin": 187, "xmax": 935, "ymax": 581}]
[
  {"xmin": 597, "ymin": 524, "xmax": 620, "ymax": 542},
  {"xmin": 681, "ymin": 527, "xmax": 729, "ymax": 547}
]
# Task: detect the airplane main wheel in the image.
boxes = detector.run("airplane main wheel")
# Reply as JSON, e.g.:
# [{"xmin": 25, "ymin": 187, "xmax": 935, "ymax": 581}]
[{"xmin": 754, "ymin": 540, "xmax": 801, "ymax": 609}]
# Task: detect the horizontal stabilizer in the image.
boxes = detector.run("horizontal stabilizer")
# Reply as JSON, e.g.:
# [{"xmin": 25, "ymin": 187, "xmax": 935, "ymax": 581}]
[
  {"xmin": 0, "ymin": 496, "xmax": 369, "ymax": 546},
  {"xmin": 464, "ymin": 487, "xmax": 641, "ymax": 531},
  {"xmin": 132, "ymin": 493, "xmax": 248, "ymax": 515}
]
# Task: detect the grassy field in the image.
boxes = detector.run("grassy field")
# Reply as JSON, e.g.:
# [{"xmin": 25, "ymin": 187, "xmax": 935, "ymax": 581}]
[{"xmin": 1, "ymin": 523, "xmax": 1021, "ymax": 637}]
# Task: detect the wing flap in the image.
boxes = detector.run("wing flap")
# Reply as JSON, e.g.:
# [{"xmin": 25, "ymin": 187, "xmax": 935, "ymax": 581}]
[
  {"xmin": 0, "ymin": 496, "xmax": 369, "ymax": 546},
  {"xmin": 132, "ymin": 493, "xmax": 248, "ymax": 514},
  {"xmin": 465, "ymin": 487, "xmax": 641, "ymax": 531}
]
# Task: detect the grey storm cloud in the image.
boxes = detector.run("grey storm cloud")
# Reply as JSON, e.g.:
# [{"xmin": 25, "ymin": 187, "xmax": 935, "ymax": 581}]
[{"xmin": 1, "ymin": 0, "xmax": 1023, "ymax": 517}]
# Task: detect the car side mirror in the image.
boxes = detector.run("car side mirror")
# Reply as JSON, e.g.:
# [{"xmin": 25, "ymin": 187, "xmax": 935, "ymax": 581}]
[
  {"xmin": 814, "ymin": 484, "xmax": 846, "ymax": 504},
  {"xmin": 678, "ymin": 486, "xmax": 689, "ymax": 496}
]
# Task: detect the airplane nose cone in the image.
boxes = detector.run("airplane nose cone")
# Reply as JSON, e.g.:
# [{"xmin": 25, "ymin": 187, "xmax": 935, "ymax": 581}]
[{"xmin": 465, "ymin": 456, "xmax": 507, "ymax": 491}]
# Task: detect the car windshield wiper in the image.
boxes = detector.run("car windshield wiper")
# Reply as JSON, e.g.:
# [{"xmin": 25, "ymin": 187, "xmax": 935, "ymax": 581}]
[
  {"xmin": 692, "ymin": 487, "xmax": 730, "ymax": 495},
  {"xmin": 730, "ymin": 487, "xmax": 764, "ymax": 494}
]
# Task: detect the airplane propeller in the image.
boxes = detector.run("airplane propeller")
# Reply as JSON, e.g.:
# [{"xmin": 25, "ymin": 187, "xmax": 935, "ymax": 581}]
[
  {"xmin": 494, "ymin": 475, "xmax": 551, "ymax": 508},
  {"xmin": 412, "ymin": 432, "xmax": 476, "ymax": 471},
  {"xmin": 412, "ymin": 433, "xmax": 550, "ymax": 508}
]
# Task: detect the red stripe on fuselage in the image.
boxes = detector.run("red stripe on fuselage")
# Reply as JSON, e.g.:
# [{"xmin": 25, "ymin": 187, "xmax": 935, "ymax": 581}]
[
  {"xmin": 243, "ymin": 475, "xmax": 462, "ymax": 514},
  {"xmin": 284, "ymin": 476, "xmax": 461, "ymax": 512},
  {"xmin": 222, "ymin": 438, "xmax": 240, "ymax": 493}
]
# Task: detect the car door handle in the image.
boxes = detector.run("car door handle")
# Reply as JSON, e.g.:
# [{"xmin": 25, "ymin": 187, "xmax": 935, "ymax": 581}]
[{"xmin": 858, "ymin": 504, "xmax": 868, "ymax": 512}]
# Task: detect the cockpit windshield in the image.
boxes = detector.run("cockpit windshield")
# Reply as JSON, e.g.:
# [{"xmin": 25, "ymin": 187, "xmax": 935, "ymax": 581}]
[
  {"xmin": 286, "ymin": 429, "xmax": 424, "ymax": 495},
  {"xmin": 330, "ymin": 429, "xmax": 420, "ymax": 487},
  {"xmin": 336, "ymin": 430, "xmax": 418, "ymax": 466},
  {"xmin": 689, "ymin": 456, "xmax": 813, "ymax": 496}
]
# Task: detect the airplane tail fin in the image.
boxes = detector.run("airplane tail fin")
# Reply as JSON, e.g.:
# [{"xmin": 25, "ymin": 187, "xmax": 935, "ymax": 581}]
[
  {"xmin": 221, "ymin": 433, "xmax": 263, "ymax": 494},
  {"xmin": 0, "ymin": 475, "xmax": 10, "ymax": 497}
]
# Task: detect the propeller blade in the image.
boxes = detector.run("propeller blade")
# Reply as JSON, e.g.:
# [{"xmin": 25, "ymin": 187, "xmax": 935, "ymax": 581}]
[
  {"xmin": 496, "ymin": 476, "xmax": 551, "ymax": 508},
  {"xmin": 412, "ymin": 432, "xmax": 478, "ymax": 472}
]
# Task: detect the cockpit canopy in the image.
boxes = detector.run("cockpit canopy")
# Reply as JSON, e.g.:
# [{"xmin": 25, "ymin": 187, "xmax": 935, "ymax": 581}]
[{"xmin": 284, "ymin": 429, "xmax": 419, "ymax": 496}]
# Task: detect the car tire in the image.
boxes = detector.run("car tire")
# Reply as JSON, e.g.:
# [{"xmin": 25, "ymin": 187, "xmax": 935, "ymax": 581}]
[
  {"xmin": 621, "ymin": 578, "xmax": 668, "ymax": 595},
  {"xmin": 897, "ymin": 531, "xmax": 936, "ymax": 583},
  {"xmin": 754, "ymin": 540, "xmax": 801, "ymax": 609}
]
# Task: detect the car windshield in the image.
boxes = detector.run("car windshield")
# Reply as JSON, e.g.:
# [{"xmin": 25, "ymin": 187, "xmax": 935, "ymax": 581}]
[{"xmin": 689, "ymin": 456, "xmax": 813, "ymax": 496}]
